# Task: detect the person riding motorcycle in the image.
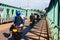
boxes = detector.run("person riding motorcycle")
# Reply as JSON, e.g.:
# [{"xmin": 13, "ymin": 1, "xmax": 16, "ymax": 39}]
[
  {"xmin": 8, "ymin": 11, "xmax": 24, "ymax": 40},
  {"xmin": 30, "ymin": 13, "xmax": 35, "ymax": 28}
]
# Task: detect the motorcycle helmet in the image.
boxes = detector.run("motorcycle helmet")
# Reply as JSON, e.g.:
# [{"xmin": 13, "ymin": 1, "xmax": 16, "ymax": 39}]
[{"xmin": 16, "ymin": 11, "xmax": 21, "ymax": 16}]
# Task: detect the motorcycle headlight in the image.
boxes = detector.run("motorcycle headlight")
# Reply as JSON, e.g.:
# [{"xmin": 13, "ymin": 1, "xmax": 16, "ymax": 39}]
[{"xmin": 13, "ymin": 29, "xmax": 18, "ymax": 32}]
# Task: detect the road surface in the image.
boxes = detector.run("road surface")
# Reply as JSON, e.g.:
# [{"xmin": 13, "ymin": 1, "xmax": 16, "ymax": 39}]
[{"xmin": 0, "ymin": 19, "xmax": 52, "ymax": 40}]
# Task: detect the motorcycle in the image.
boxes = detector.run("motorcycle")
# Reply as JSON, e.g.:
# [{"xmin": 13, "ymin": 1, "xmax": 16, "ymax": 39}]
[
  {"xmin": 30, "ymin": 21, "xmax": 34, "ymax": 28},
  {"xmin": 9, "ymin": 24, "xmax": 24, "ymax": 40},
  {"xmin": 30, "ymin": 19, "xmax": 37, "ymax": 28}
]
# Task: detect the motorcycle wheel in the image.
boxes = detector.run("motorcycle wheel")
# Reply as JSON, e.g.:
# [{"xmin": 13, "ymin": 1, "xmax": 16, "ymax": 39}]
[{"xmin": 12, "ymin": 32, "xmax": 22, "ymax": 40}]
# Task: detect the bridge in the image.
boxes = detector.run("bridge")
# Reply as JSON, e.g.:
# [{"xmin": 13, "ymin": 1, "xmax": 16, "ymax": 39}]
[{"xmin": 0, "ymin": 0, "xmax": 60, "ymax": 40}]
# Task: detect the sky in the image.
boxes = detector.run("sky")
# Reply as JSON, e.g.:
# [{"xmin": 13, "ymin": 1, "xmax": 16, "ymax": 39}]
[{"xmin": 0, "ymin": 0, "xmax": 50, "ymax": 9}]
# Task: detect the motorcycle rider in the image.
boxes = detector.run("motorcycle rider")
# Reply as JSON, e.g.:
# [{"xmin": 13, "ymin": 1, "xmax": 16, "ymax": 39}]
[
  {"xmin": 8, "ymin": 10, "xmax": 24, "ymax": 40},
  {"xmin": 30, "ymin": 13, "xmax": 35, "ymax": 28}
]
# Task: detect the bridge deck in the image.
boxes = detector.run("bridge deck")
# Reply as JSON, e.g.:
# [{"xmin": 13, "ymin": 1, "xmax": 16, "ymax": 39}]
[
  {"xmin": 23, "ymin": 19, "xmax": 52, "ymax": 40},
  {"xmin": 0, "ymin": 19, "xmax": 52, "ymax": 40}
]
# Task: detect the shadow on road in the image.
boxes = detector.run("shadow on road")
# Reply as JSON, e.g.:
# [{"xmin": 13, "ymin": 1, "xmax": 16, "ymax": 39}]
[
  {"xmin": 2, "ymin": 24, "xmax": 40, "ymax": 40},
  {"xmin": 2, "ymin": 25, "xmax": 32, "ymax": 40},
  {"xmin": 3, "ymin": 33, "xmax": 10, "ymax": 38}
]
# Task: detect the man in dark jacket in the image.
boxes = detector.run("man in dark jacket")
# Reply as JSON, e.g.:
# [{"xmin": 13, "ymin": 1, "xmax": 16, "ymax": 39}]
[{"xmin": 30, "ymin": 13, "xmax": 35, "ymax": 28}]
